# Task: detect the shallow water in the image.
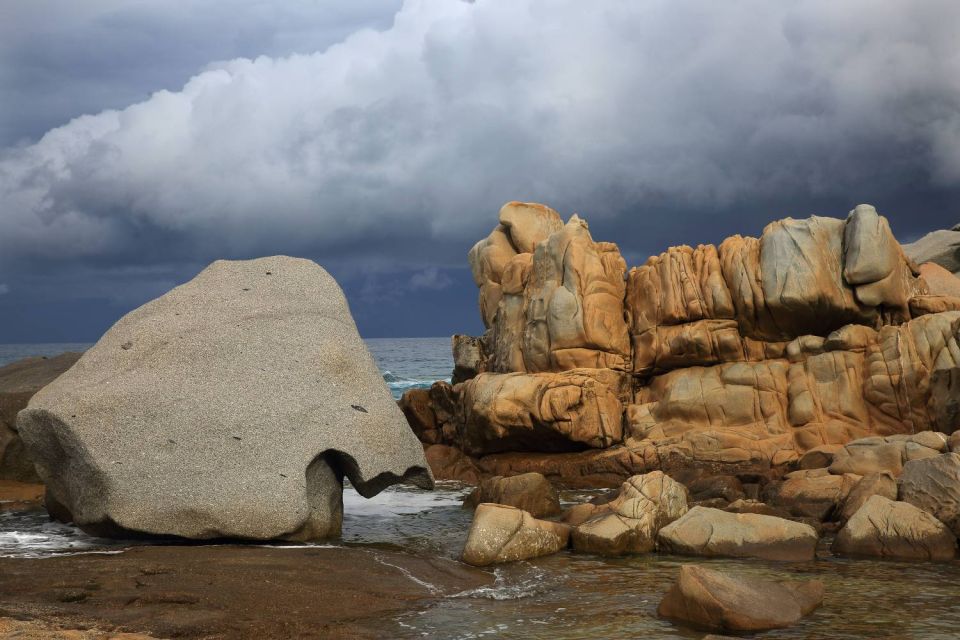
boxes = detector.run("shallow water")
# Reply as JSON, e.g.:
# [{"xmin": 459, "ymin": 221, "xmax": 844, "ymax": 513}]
[{"xmin": 3, "ymin": 340, "xmax": 960, "ymax": 638}]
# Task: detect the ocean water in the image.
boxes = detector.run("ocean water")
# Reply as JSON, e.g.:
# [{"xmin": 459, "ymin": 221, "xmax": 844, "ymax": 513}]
[{"xmin": 3, "ymin": 340, "xmax": 960, "ymax": 638}]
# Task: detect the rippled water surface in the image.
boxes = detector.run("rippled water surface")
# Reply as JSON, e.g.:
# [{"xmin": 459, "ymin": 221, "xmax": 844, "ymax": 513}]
[{"xmin": 3, "ymin": 340, "xmax": 960, "ymax": 638}]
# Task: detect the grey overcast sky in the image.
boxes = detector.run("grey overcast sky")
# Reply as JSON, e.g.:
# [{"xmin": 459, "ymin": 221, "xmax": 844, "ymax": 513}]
[{"xmin": 1, "ymin": 0, "xmax": 959, "ymax": 342}]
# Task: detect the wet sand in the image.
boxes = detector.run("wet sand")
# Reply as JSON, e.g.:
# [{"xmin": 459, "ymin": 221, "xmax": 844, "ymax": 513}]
[{"xmin": 0, "ymin": 544, "xmax": 494, "ymax": 639}]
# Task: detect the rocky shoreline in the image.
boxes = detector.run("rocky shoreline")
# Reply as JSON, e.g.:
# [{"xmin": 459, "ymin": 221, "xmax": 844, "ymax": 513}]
[{"xmin": 0, "ymin": 206, "xmax": 959, "ymax": 637}]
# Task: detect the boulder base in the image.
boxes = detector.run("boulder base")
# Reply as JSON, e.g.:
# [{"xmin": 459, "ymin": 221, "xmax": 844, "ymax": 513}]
[
  {"xmin": 833, "ymin": 495, "xmax": 956, "ymax": 560},
  {"xmin": 462, "ymin": 503, "xmax": 570, "ymax": 566},
  {"xmin": 658, "ymin": 565, "xmax": 824, "ymax": 632}
]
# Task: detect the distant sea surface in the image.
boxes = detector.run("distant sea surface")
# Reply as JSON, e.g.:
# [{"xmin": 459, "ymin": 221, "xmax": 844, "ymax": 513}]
[{"xmin": 0, "ymin": 337, "xmax": 452, "ymax": 399}]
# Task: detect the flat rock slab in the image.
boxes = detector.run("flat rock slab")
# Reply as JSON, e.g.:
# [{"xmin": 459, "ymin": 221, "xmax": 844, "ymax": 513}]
[
  {"xmin": 0, "ymin": 545, "xmax": 493, "ymax": 640},
  {"xmin": 657, "ymin": 506, "xmax": 818, "ymax": 561}
]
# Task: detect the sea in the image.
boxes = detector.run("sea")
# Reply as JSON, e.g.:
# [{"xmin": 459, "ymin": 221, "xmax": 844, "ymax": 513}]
[{"xmin": 2, "ymin": 339, "xmax": 960, "ymax": 639}]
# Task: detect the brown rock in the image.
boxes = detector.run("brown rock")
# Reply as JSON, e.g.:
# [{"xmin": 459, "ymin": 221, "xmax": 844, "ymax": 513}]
[
  {"xmin": 0, "ymin": 352, "xmax": 82, "ymax": 482},
  {"xmin": 686, "ymin": 475, "xmax": 745, "ymax": 503},
  {"xmin": 798, "ymin": 444, "xmax": 844, "ymax": 470},
  {"xmin": 833, "ymin": 495, "xmax": 956, "ymax": 560},
  {"xmin": 424, "ymin": 444, "xmax": 481, "ymax": 485},
  {"xmin": 461, "ymin": 503, "xmax": 570, "ymax": 566},
  {"xmin": 838, "ymin": 471, "xmax": 897, "ymax": 522},
  {"xmin": 571, "ymin": 471, "xmax": 688, "ymax": 555},
  {"xmin": 657, "ymin": 564, "xmax": 824, "ymax": 632},
  {"xmin": 463, "ymin": 472, "xmax": 560, "ymax": 518},
  {"xmin": 451, "ymin": 334, "xmax": 488, "ymax": 383},
  {"xmin": 828, "ymin": 432, "xmax": 949, "ymax": 477},
  {"xmin": 764, "ymin": 469, "xmax": 860, "ymax": 520},
  {"xmin": 657, "ymin": 506, "xmax": 818, "ymax": 561},
  {"xmin": 898, "ymin": 453, "xmax": 960, "ymax": 537}
]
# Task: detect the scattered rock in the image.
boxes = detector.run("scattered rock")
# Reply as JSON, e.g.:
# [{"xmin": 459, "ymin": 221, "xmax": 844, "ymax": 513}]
[
  {"xmin": 572, "ymin": 471, "xmax": 688, "ymax": 555},
  {"xmin": 461, "ymin": 503, "xmax": 570, "ymax": 566},
  {"xmin": 686, "ymin": 475, "xmax": 745, "ymax": 503},
  {"xmin": 838, "ymin": 471, "xmax": 897, "ymax": 522},
  {"xmin": 0, "ymin": 352, "xmax": 82, "ymax": 482},
  {"xmin": 463, "ymin": 472, "xmax": 560, "ymax": 518},
  {"xmin": 833, "ymin": 495, "xmax": 956, "ymax": 560},
  {"xmin": 657, "ymin": 564, "xmax": 824, "ymax": 632},
  {"xmin": 657, "ymin": 506, "xmax": 819, "ymax": 561},
  {"xmin": 18, "ymin": 257, "xmax": 432, "ymax": 541},
  {"xmin": 898, "ymin": 453, "xmax": 960, "ymax": 536},
  {"xmin": 920, "ymin": 262, "xmax": 960, "ymax": 297}
]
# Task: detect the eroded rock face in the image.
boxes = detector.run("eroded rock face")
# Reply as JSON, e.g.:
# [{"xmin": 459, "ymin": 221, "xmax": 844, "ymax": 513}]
[
  {"xmin": 463, "ymin": 472, "xmax": 560, "ymax": 518},
  {"xmin": 456, "ymin": 368, "xmax": 627, "ymax": 455},
  {"xmin": 571, "ymin": 471, "xmax": 688, "ymax": 555},
  {"xmin": 18, "ymin": 257, "xmax": 432, "ymax": 541},
  {"xmin": 404, "ymin": 202, "xmax": 960, "ymax": 489},
  {"xmin": 658, "ymin": 565, "xmax": 824, "ymax": 632},
  {"xmin": 657, "ymin": 506, "xmax": 818, "ymax": 561},
  {"xmin": 461, "ymin": 503, "xmax": 570, "ymax": 566},
  {"xmin": 833, "ymin": 495, "xmax": 956, "ymax": 560},
  {"xmin": 0, "ymin": 353, "xmax": 82, "ymax": 482}
]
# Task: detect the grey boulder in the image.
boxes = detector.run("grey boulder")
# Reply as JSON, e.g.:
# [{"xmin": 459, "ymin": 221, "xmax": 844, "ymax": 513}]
[
  {"xmin": 18, "ymin": 256, "xmax": 432, "ymax": 541},
  {"xmin": 903, "ymin": 227, "xmax": 960, "ymax": 274}
]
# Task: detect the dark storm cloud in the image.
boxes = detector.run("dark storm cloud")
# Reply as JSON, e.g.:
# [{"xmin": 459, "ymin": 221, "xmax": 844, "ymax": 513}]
[{"xmin": 1, "ymin": 0, "xmax": 960, "ymax": 340}]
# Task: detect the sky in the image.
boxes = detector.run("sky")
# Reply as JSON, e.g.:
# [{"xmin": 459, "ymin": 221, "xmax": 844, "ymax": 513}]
[{"xmin": 1, "ymin": 0, "xmax": 959, "ymax": 342}]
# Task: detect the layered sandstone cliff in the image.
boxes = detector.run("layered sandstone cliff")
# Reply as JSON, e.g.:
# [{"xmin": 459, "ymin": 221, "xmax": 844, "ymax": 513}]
[{"xmin": 404, "ymin": 203, "xmax": 960, "ymax": 487}]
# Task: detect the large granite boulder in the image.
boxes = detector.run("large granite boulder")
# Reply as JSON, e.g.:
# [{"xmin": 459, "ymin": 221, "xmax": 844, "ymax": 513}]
[
  {"xmin": 658, "ymin": 565, "xmax": 824, "ymax": 632},
  {"xmin": 461, "ymin": 503, "xmax": 570, "ymax": 566},
  {"xmin": 0, "ymin": 352, "xmax": 82, "ymax": 482},
  {"xmin": 838, "ymin": 471, "xmax": 897, "ymax": 522},
  {"xmin": 898, "ymin": 453, "xmax": 960, "ymax": 537},
  {"xmin": 657, "ymin": 506, "xmax": 818, "ymax": 561},
  {"xmin": 833, "ymin": 495, "xmax": 956, "ymax": 560},
  {"xmin": 18, "ymin": 257, "xmax": 433, "ymax": 541},
  {"xmin": 571, "ymin": 470, "xmax": 688, "ymax": 555}
]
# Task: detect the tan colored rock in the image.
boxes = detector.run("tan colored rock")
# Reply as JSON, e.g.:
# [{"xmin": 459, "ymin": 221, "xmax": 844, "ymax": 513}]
[
  {"xmin": 657, "ymin": 565, "xmax": 824, "ymax": 633},
  {"xmin": 657, "ymin": 506, "xmax": 818, "ymax": 561},
  {"xmin": 572, "ymin": 471, "xmax": 688, "ymax": 555},
  {"xmin": 838, "ymin": 471, "xmax": 897, "ymax": 522},
  {"xmin": 898, "ymin": 453, "xmax": 960, "ymax": 537},
  {"xmin": 0, "ymin": 352, "xmax": 82, "ymax": 482},
  {"xmin": 829, "ymin": 432, "xmax": 949, "ymax": 476},
  {"xmin": 920, "ymin": 262, "xmax": 960, "ymax": 298},
  {"xmin": 764, "ymin": 469, "xmax": 860, "ymax": 520},
  {"xmin": 833, "ymin": 495, "xmax": 956, "ymax": 560},
  {"xmin": 451, "ymin": 334, "xmax": 489, "ymax": 384},
  {"xmin": 463, "ymin": 472, "xmax": 560, "ymax": 518},
  {"xmin": 457, "ymin": 368, "xmax": 626, "ymax": 455},
  {"xmin": 461, "ymin": 503, "xmax": 570, "ymax": 566},
  {"xmin": 497, "ymin": 201, "xmax": 565, "ymax": 254}
]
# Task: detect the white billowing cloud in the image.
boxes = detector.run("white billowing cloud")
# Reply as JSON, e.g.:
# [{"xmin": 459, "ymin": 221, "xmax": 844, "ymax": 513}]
[{"xmin": 2, "ymin": 0, "xmax": 960, "ymax": 272}]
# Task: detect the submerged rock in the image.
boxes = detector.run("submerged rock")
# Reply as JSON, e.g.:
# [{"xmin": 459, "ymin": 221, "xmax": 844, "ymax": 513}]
[
  {"xmin": 463, "ymin": 472, "xmax": 560, "ymax": 518},
  {"xmin": 658, "ymin": 564, "xmax": 824, "ymax": 632},
  {"xmin": 572, "ymin": 471, "xmax": 688, "ymax": 556},
  {"xmin": 18, "ymin": 257, "xmax": 432, "ymax": 541},
  {"xmin": 461, "ymin": 503, "xmax": 570, "ymax": 566},
  {"xmin": 833, "ymin": 495, "xmax": 956, "ymax": 560},
  {"xmin": 657, "ymin": 506, "xmax": 818, "ymax": 561},
  {"xmin": 0, "ymin": 352, "xmax": 82, "ymax": 483}
]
